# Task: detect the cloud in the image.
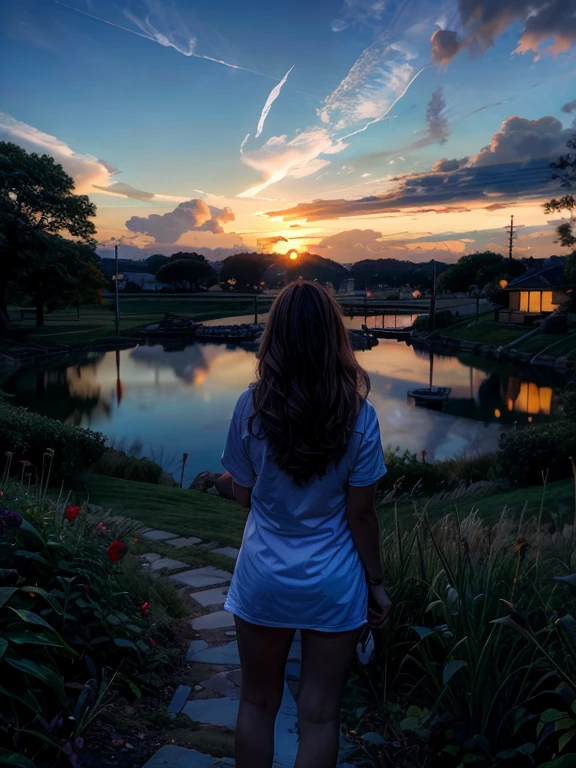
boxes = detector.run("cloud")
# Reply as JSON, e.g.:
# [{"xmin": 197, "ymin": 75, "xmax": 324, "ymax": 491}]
[
  {"xmin": 238, "ymin": 129, "xmax": 347, "ymax": 197},
  {"xmin": 255, "ymin": 65, "xmax": 294, "ymax": 138},
  {"xmin": 57, "ymin": 0, "xmax": 275, "ymax": 80},
  {"xmin": 125, "ymin": 200, "xmax": 235, "ymax": 243},
  {"xmin": 96, "ymin": 242, "xmax": 245, "ymax": 262},
  {"xmin": 263, "ymin": 113, "xmax": 573, "ymax": 222},
  {"xmin": 330, "ymin": 0, "xmax": 387, "ymax": 32},
  {"xmin": 431, "ymin": 29, "xmax": 465, "ymax": 65},
  {"xmin": 472, "ymin": 115, "xmax": 571, "ymax": 166},
  {"xmin": 432, "ymin": 157, "xmax": 469, "ymax": 172},
  {"xmin": 256, "ymin": 235, "xmax": 289, "ymax": 250},
  {"xmin": 433, "ymin": 0, "xmax": 576, "ymax": 63},
  {"xmin": 313, "ymin": 228, "xmax": 466, "ymax": 263},
  {"xmin": 0, "ymin": 111, "xmax": 191, "ymax": 203},
  {"xmin": 562, "ymin": 100, "xmax": 576, "ymax": 114}
]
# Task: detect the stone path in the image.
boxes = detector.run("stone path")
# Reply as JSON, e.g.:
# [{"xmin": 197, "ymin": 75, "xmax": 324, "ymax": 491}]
[{"xmin": 139, "ymin": 528, "xmax": 355, "ymax": 768}]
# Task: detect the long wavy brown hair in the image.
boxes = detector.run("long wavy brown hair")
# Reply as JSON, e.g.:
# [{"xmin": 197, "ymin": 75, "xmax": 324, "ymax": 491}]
[{"xmin": 249, "ymin": 280, "xmax": 370, "ymax": 484}]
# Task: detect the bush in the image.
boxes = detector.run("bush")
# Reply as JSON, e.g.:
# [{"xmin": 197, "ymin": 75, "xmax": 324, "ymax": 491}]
[
  {"xmin": 89, "ymin": 448, "xmax": 164, "ymax": 484},
  {"xmin": 0, "ymin": 403, "xmax": 106, "ymax": 480},
  {"xmin": 341, "ymin": 507, "xmax": 576, "ymax": 767},
  {"xmin": 0, "ymin": 480, "xmax": 187, "ymax": 767},
  {"xmin": 498, "ymin": 421, "xmax": 576, "ymax": 486}
]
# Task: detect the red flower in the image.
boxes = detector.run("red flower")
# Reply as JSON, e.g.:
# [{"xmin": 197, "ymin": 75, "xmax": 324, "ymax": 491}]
[
  {"xmin": 96, "ymin": 522, "xmax": 109, "ymax": 533},
  {"xmin": 80, "ymin": 584, "xmax": 89, "ymax": 591},
  {"xmin": 141, "ymin": 601, "xmax": 149, "ymax": 615},
  {"xmin": 107, "ymin": 540, "xmax": 127, "ymax": 562},
  {"xmin": 64, "ymin": 505, "xmax": 80, "ymax": 522},
  {"xmin": 149, "ymin": 637, "xmax": 157, "ymax": 647}
]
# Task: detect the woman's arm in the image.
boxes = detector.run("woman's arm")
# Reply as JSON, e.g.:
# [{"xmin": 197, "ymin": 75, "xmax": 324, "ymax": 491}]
[
  {"xmin": 346, "ymin": 483, "xmax": 391, "ymax": 627},
  {"xmin": 215, "ymin": 471, "xmax": 252, "ymax": 508},
  {"xmin": 345, "ymin": 483, "xmax": 383, "ymax": 581}
]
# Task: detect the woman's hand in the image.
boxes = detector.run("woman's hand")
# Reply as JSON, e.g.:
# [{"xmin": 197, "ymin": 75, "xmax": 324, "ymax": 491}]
[{"xmin": 368, "ymin": 583, "xmax": 391, "ymax": 629}]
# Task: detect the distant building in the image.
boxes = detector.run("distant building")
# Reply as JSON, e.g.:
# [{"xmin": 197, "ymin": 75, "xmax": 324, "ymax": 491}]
[
  {"xmin": 499, "ymin": 258, "xmax": 569, "ymax": 325},
  {"xmin": 339, "ymin": 277, "xmax": 355, "ymax": 293},
  {"xmin": 121, "ymin": 272, "xmax": 163, "ymax": 291}
]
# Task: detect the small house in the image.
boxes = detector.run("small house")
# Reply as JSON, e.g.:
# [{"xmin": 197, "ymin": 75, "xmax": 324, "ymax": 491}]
[{"xmin": 499, "ymin": 259, "xmax": 569, "ymax": 325}]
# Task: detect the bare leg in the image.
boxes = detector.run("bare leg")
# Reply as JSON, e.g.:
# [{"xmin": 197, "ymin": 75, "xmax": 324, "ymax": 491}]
[
  {"xmin": 295, "ymin": 627, "xmax": 362, "ymax": 768},
  {"xmin": 234, "ymin": 615, "xmax": 295, "ymax": 768}
]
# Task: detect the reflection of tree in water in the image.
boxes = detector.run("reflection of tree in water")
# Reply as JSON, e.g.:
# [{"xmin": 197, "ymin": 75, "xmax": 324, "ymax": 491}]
[
  {"xmin": 4, "ymin": 360, "xmax": 112, "ymax": 426},
  {"xmin": 130, "ymin": 344, "xmax": 210, "ymax": 385}
]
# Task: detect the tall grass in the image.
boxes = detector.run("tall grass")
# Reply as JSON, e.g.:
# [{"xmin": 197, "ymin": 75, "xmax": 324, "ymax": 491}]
[{"xmin": 342, "ymin": 489, "xmax": 576, "ymax": 767}]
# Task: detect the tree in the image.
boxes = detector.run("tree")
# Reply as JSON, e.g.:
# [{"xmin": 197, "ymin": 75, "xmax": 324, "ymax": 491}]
[
  {"xmin": 219, "ymin": 253, "xmax": 274, "ymax": 291},
  {"xmin": 0, "ymin": 142, "xmax": 96, "ymax": 328},
  {"xmin": 146, "ymin": 253, "xmax": 169, "ymax": 275},
  {"xmin": 545, "ymin": 135, "xmax": 576, "ymax": 291},
  {"xmin": 155, "ymin": 257, "xmax": 216, "ymax": 291},
  {"xmin": 438, "ymin": 252, "xmax": 524, "ymax": 294},
  {"xmin": 283, "ymin": 252, "xmax": 348, "ymax": 289}
]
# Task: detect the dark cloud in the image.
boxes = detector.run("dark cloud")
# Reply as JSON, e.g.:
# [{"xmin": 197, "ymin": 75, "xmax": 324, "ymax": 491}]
[
  {"xmin": 431, "ymin": 29, "xmax": 465, "ymax": 65},
  {"xmin": 257, "ymin": 236, "xmax": 288, "ymax": 250},
  {"xmin": 432, "ymin": 157, "xmax": 469, "ymax": 172},
  {"xmin": 562, "ymin": 100, "xmax": 576, "ymax": 114},
  {"xmin": 125, "ymin": 199, "xmax": 235, "ymax": 243},
  {"xmin": 264, "ymin": 114, "xmax": 572, "ymax": 223},
  {"xmin": 425, "ymin": 88, "xmax": 449, "ymax": 144},
  {"xmin": 433, "ymin": 0, "xmax": 576, "ymax": 63}
]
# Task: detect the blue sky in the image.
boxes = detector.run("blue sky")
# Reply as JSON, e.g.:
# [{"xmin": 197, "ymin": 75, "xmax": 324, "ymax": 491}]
[{"xmin": 1, "ymin": 0, "xmax": 575, "ymax": 262}]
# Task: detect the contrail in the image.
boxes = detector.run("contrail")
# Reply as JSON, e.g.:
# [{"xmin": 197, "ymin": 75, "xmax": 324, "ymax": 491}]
[
  {"xmin": 55, "ymin": 2, "xmax": 280, "ymax": 81},
  {"xmin": 240, "ymin": 133, "xmax": 251, "ymax": 152},
  {"xmin": 255, "ymin": 65, "xmax": 294, "ymax": 138},
  {"xmin": 338, "ymin": 65, "xmax": 429, "ymax": 140}
]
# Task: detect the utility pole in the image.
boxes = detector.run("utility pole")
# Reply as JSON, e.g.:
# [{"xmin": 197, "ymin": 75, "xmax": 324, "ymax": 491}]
[
  {"xmin": 505, "ymin": 215, "xmax": 524, "ymax": 259},
  {"xmin": 114, "ymin": 243, "xmax": 120, "ymax": 336},
  {"xmin": 427, "ymin": 259, "xmax": 437, "ymax": 331}
]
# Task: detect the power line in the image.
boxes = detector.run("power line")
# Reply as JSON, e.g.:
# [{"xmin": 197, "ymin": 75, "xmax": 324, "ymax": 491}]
[{"xmin": 505, "ymin": 215, "xmax": 524, "ymax": 259}]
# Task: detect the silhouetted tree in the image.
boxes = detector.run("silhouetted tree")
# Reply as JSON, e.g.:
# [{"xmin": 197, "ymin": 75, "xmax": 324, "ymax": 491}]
[
  {"xmin": 283, "ymin": 252, "xmax": 348, "ymax": 289},
  {"xmin": 156, "ymin": 257, "xmax": 216, "ymax": 291},
  {"xmin": 438, "ymin": 252, "xmax": 524, "ymax": 293},
  {"xmin": 219, "ymin": 252, "xmax": 275, "ymax": 291},
  {"xmin": 146, "ymin": 253, "xmax": 169, "ymax": 274},
  {"xmin": 0, "ymin": 142, "xmax": 97, "ymax": 327}
]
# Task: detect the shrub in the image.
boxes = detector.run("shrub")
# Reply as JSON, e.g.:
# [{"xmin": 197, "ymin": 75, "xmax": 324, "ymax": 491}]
[
  {"xmin": 89, "ymin": 448, "xmax": 164, "ymax": 484},
  {"xmin": 0, "ymin": 480, "xmax": 187, "ymax": 767},
  {"xmin": 498, "ymin": 421, "xmax": 576, "ymax": 486},
  {"xmin": 0, "ymin": 403, "xmax": 106, "ymax": 480},
  {"xmin": 341, "ymin": 505, "xmax": 576, "ymax": 767}
]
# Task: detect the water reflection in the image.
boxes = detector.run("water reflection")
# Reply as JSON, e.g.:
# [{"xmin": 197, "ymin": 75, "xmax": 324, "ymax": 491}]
[{"xmin": 2, "ymin": 337, "xmax": 564, "ymax": 483}]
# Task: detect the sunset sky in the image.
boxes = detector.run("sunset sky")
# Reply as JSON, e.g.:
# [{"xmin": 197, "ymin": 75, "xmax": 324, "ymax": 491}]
[{"xmin": 1, "ymin": 0, "xmax": 575, "ymax": 263}]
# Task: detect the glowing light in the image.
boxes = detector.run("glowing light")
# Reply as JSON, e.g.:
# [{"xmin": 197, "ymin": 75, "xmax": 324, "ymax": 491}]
[
  {"xmin": 412, "ymin": 289, "xmax": 421, "ymax": 299},
  {"xmin": 499, "ymin": 280, "xmax": 508, "ymax": 289},
  {"xmin": 494, "ymin": 409, "xmax": 501, "ymax": 418},
  {"xmin": 287, "ymin": 249, "xmax": 299, "ymax": 261}
]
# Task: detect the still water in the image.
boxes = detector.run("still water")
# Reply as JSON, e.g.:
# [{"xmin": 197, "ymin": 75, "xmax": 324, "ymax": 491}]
[{"xmin": 3, "ymin": 314, "xmax": 564, "ymax": 485}]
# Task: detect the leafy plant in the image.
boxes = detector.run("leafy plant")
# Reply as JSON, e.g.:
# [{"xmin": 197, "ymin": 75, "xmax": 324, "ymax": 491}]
[{"xmin": 498, "ymin": 422, "xmax": 576, "ymax": 487}]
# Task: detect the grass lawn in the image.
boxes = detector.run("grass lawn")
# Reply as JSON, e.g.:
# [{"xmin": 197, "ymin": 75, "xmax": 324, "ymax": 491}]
[
  {"xmin": 71, "ymin": 472, "xmax": 574, "ymax": 556},
  {"xmin": 515, "ymin": 330, "xmax": 576, "ymax": 356},
  {"xmin": 441, "ymin": 319, "xmax": 528, "ymax": 346},
  {"xmin": 7, "ymin": 295, "xmax": 274, "ymax": 347},
  {"xmin": 70, "ymin": 473, "xmax": 246, "ymax": 545},
  {"xmin": 382, "ymin": 477, "xmax": 575, "ymax": 530}
]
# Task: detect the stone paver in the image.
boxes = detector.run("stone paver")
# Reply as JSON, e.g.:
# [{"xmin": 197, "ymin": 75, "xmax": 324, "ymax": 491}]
[
  {"xmin": 143, "ymin": 530, "xmax": 179, "ymax": 542},
  {"xmin": 171, "ymin": 566, "xmax": 233, "ymax": 589},
  {"xmin": 182, "ymin": 697, "xmax": 239, "ymax": 730},
  {"xmin": 142, "ymin": 745, "xmax": 234, "ymax": 767},
  {"xmin": 200, "ymin": 670, "xmax": 240, "ymax": 699},
  {"xmin": 212, "ymin": 546, "xmax": 240, "ymax": 561},
  {"xmin": 224, "ymin": 630, "xmax": 237, "ymax": 637},
  {"xmin": 187, "ymin": 640, "xmax": 240, "ymax": 665},
  {"xmin": 167, "ymin": 684, "xmax": 192, "ymax": 714},
  {"xmin": 187, "ymin": 640, "xmax": 209, "ymax": 657},
  {"xmin": 149, "ymin": 557, "xmax": 188, "ymax": 573},
  {"xmin": 191, "ymin": 610, "xmax": 235, "ymax": 631},
  {"xmin": 166, "ymin": 536, "xmax": 203, "ymax": 548},
  {"xmin": 141, "ymin": 552, "xmax": 162, "ymax": 563},
  {"xmin": 190, "ymin": 586, "xmax": 228, "ymax": 608}
]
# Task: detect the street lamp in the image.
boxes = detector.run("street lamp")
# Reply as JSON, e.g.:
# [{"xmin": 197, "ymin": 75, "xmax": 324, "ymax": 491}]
[{"xmin": 97, "ymin": 240, "xmax": 121, "ymax": 336}]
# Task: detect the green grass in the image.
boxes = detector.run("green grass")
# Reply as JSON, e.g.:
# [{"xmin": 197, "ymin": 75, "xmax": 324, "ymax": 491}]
[
  {"xmin": 442, "ymin": 319, "xmax": 528, "ymax": 345},
  {"xmin": 70, "ymin": 473, "xmax": 247, "ymax": 546},
  {"xmin": 7, "ymin": 296, "xmax": 274, "ymax": 347},
  {"xmin": 382, "ymin": 477, "xmax": 575, "ymax": 529}
]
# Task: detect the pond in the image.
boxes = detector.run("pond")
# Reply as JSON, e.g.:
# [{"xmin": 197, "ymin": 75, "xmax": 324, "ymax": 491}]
[{"xmin": 3, "ymin": 314, "xmax": 566, "ymax": 486}]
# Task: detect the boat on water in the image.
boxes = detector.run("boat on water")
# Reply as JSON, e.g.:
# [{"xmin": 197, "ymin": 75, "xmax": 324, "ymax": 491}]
[
  {"xmin": 362, "ymin": 323, "xmax": 412, "ymax": 341},
  {"xmin": 141, "ymin": 314, "xmax": 264, "ymax": 342},
  {"xmin": 407, "ymin": 386, "xmax": 452, "ymax": 406}
]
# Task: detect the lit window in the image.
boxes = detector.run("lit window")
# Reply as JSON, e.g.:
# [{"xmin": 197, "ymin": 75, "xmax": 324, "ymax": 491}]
[
  {"xmin": 541, "ymin": 291, "xmax": 557, "ymax": 312},
  {"xmin": 520, "ymin": 292, "xmax": 529, "ymax": 311},
  {"xmin": 528, "ymin": 292, "xmax": 540, "ymax": 313}
]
